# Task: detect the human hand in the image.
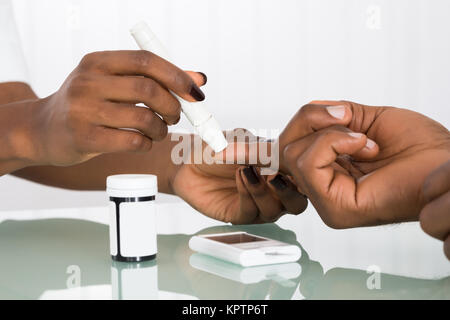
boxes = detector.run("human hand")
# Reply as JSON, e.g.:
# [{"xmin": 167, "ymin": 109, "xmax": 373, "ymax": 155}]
[
  {"xmin": 420, "ymin": 160, "xmax": 450, "ymax": 260},
  {"xmin": 30, "ymin": 50, "xmax": 206, "ymax": 166},
  {"xmin": 171, "ymin": 130, "xmax": 308, "ymax": 224},
  {"xmin": 278, "ymin": 100, "xmax": 450, "ymax": 228}
]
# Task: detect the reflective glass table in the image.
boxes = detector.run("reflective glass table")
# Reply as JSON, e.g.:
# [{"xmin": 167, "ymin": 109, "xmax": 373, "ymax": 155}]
[{"xmin": 0, "ymin": 201, "xmax": 448, "ymax": 299}]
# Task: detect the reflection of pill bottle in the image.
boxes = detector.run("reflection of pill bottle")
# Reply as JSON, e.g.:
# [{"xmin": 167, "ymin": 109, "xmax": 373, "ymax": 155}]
[
  {"xmin": 107, "ymin": 174, "xmax": 157, "ymax": 262},
  {"xmin": 111, "ymin": 260, "xmax": 158, "ymax": 300}
]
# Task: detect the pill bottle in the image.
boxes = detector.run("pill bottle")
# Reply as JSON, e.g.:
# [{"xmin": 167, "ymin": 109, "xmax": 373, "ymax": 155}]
[{"xmin": 107, "ymin": 174, "xmax": 157, "ymax": 262}]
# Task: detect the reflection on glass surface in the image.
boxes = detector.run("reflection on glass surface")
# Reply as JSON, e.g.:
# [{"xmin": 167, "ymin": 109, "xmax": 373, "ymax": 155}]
[
  {"xmin": 111, "ymin": 260, "xmax": 157, "ymax": 300},
  {"xmin": 0, "ymin": 218, "xmax": 448, "ymax": 299},
  {"xmin": 189, "ymin": 253, "xmax": 301, "ymax": 286},
  {"xmin": 0, "ymin": 218, "xmax": 110, "ymax": 299}
]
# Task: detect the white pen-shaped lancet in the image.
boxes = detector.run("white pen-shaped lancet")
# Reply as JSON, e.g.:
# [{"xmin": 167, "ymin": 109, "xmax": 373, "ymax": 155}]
[{"xmin": 130, "ymin": 21, "xmax": 228, "ymax": 153}]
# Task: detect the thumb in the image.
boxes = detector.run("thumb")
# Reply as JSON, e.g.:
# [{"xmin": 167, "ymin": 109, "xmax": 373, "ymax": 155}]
[
  {"xmin": 185, "ymin": 71, "xmax": 207, "ymax": 87},
  {"xmin": 309, "ymin": 100, "xmax": 384, "ymax": 134}
]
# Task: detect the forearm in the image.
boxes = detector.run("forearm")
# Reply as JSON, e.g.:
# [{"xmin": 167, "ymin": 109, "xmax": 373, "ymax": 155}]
[
  {"xmin": 13, "ymin": 133, "xmax": 189, "ymax": 194},
  {"xmin": 0, "ymin": 82, "xmax": 40, "ymax": 175},
  {"xmin": 0, "ymin": 81, "xmax": 189, "ymax": 194}
]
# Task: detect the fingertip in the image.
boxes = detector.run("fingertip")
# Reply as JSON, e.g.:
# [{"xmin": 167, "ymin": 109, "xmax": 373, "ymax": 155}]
[
  {"xmin": 364, "ymin": 138, "xmax": 379, "ymax": 154},
  {"xmin": 214, "ymin": 140, "xmax": 266, "ymax": 167},
  {"xmin": 197, "ymin": 72, "xmax": 207, "ymax": 86},
  {"xmin": 189, "ymin": 84, "xmax": 205, "ymax": 101},
  {"xmin": 129, "ymin": 133, "xmax": 153, "ymax": 153},
  {"xmin": 345, "ymin": 133, "xmax": 374, "ymax": 158},
  {"xmin": 213, "ymin": 141, "xmax": 236, "ymax": 164},
  {"xmin": 365, "ymin": 138, "xmax": 377, "ymax": 150},
  {"xmin": 172, "ymin": 114, "xmax": 181, "ymax": 125},
  {"xmin": 310, "ymin": 100, "xmax": 353, "ymax": 123},
  {"xmin": 352, "ymin": 137, "xmax": 379, "ymax": 160},
  {"xmin": 347, "ymin": 132, "xmax": 366, "ymax": 141},
  {"xmin": 326, "ymin": 104, "xmax": 352, "ymax": 123},
  {"xmin": 342, "ymin": 104, "xmax": 353, "ymax": 123},
  {"xmin": 185, "ymin": 70, "xmax": 207, "ymax": 87}
]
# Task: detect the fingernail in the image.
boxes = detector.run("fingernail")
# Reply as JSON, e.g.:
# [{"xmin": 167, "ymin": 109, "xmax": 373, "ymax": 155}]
[
  {"xmin": 197, "ymin": 72, "xmax": 207, "ymax": 85},
  {"xmin": 243, "ymin": 166, "xmax": 259, "ymax": 185},
  {"xmin": 365, "ymin": 138, "xmax": 376, "ymax": 149},
  {"xmin": 326, "ymin": 105, "xmax": 346, "ymax": 120},
  {"xmin": 190, "ymin": 85, "xmax": 205, "ymax": 101},
  {"xmin": 348, "ymin": 132, "xmax": 364, "ymax": 139},
  {"xmin": 270, "ymin": 174, "xmax": 288, "ymax": 190}
]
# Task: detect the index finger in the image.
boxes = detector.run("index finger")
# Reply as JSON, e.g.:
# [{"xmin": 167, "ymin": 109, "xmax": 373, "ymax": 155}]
[
  {"xmin": 284, "ymin": 131, "xmax": 369, "ymax": 228},
  {"xmin": 213, "ymin": 140, "xmax": 278, "ymax": 173},
  {"xmin": 80, "ymin": 50, "xmax": 205, "ymax": 102}
]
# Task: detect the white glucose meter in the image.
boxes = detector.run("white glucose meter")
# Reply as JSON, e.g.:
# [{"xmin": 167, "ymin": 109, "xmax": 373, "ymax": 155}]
[{"xmin": 188, "ymin": 232, "xmax": 301, "ymax": 267}]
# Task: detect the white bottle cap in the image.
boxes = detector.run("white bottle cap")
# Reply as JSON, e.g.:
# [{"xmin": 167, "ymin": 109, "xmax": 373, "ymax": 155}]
[{"xmin": 107, "ymin": 174, "xmax": 158, "ymax": 198}]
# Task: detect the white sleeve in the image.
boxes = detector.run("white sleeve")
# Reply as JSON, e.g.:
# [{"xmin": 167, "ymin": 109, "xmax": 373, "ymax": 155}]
[{"xmin": 0, "ymin": 0, "xmax": 29, "ymax": 83}]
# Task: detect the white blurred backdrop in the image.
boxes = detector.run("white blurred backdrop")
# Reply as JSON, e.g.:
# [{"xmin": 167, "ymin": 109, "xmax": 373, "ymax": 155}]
[{"xmin": 1, "ymin": 0, "xmax": 449, "ymax": 210}]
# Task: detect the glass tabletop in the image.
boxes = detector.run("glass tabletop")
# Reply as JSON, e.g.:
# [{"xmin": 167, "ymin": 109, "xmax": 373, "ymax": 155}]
[{"xmin": 0, "ymin": 203, "xmax": 448, "ymax": 300}]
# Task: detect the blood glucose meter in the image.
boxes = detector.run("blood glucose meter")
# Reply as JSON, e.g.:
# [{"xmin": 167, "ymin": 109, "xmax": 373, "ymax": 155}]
[{"xmin": 188, "ymin": 232, "xmax": 301, "ymax": 267}]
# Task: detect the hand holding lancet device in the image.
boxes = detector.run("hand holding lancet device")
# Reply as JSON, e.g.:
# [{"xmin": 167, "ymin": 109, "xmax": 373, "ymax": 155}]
[
  {"xmin": 189, "ymin": 232, "xmax": 302, "ymax": 267},
  {"xmin": 130, "ymin": 21, "xmax": 228, "ymax": 153}
]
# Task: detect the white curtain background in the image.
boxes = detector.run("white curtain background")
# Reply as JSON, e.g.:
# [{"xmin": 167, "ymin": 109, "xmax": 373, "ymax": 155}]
[{"xmin": 1, "ymin": 0, "xmax": 449, "ymax": 210}]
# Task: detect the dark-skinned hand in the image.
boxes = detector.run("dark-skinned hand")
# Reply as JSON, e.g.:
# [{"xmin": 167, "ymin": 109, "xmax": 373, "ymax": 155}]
[{"xmin": 278, "ymin": 100, "xmax": 450, "ymax": 229}]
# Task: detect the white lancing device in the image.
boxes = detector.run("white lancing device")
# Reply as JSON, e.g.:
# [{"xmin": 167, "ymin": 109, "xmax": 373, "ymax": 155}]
[{"xmin": 130, "ymin": 21, "xmax": 228, "ymax": 153}]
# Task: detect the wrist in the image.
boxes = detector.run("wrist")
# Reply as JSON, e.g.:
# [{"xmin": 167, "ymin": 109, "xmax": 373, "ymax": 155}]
[
  {"xmin": 4, "ymin": 98, "xmax": 48, "ymax": 167},
  {"xmin": 0, "ymin": 82, "xmax": 49, "ymax": 169},
  {"xmin": 166, "ymin": 133, "xmax": 195, "ymax": 195}
]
